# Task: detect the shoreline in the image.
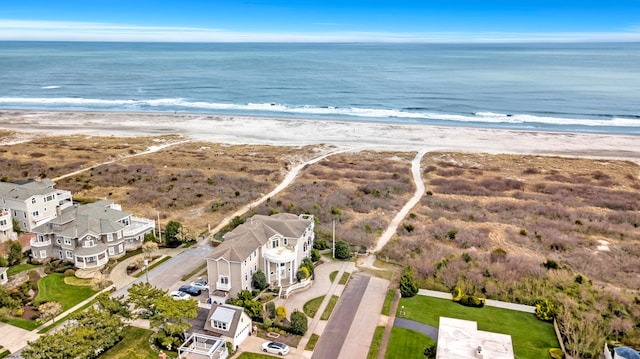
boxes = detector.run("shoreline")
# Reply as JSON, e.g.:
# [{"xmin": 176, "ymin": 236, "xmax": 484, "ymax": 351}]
[{"xmin": 1, "ymin": 109, "xmax": 639, "ymax": 163}]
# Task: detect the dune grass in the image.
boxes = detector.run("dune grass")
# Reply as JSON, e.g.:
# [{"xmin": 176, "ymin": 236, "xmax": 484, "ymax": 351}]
[{"xmin": 398, "ymin": 295, "xmax": 558, "ymax": 359}]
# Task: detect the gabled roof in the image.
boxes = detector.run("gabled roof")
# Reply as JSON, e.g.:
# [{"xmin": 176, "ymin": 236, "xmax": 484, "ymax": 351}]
[
  {"xmin": 206, "ymin": 213, "xmax": 312, "ymax": 262},
  {"xmin": 204, "ymin": 304, "xmax": 248, "ymax": 338},
  {"xmin": 32, "ymin": 201, "xmax": 128, "ymax": 238},
  {"xmin": 0, "ymin": 179, "xmax": 57, "ymax": 201}
]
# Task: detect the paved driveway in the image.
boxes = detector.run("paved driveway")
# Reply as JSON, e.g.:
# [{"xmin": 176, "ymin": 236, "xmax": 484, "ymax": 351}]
[
  {"xmin": 311, "ymin": 274, "xmax": 388, "ymax": 359},
  {"xmin": 394, "ymin": 317, "xmax": 438, "ymax": 341}
]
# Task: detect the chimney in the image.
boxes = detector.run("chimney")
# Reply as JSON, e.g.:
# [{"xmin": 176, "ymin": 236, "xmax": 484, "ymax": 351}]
[{"xmin": 56, "ymin": 206, "xmax": 61, "ymax": 217}]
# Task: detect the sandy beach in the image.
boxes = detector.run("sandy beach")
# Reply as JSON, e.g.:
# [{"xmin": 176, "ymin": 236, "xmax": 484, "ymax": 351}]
[{"xmin": 1, "ymin": 110, "xmax": 639, "ymax": 162}]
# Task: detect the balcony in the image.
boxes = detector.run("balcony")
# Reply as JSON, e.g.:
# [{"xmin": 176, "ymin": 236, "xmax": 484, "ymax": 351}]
[
  {"xmin": 123, "ymin": 216, "xmax": 155, "ymax": 238},
  {"xmin": 75, "ymin": 255, "xmax": 109, "ymax": 269},
  {"xmin": 30, "ymin": 238, "xmax": 52, "ymax": 247},
  {"xmin": 264, "ymin": 246, "xmax": 296, "ymax": 264},
  {"xmin": 216, "ymin": 282, "xmax": 231, "ymax": 291}
]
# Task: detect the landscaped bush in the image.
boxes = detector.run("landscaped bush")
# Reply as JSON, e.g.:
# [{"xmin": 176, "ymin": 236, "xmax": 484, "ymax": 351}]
[
  {"xmin": 334, "ymin": 241, "xmax": 351, "ymax": 260},
  {"xmin": 399, "ymin": 270, "xmax": 418, "ymax": 298},
  {"xmin": 535, "ymin": 299, "xmax": 557, "ymax": 322},
  {"xmin": 452, "ymin": 287, "xmax": 484, "ymax": 308},
  {"xmin": 289, "ymin": 310, "xmax": 308, "ymax": 335},
  {"xmin": 549, "ymin": 348, "xmax": 564, "ymax": 359},
  {"xmin": 63, "ymin": 269, "xmax": 75, "ymax": 277}
]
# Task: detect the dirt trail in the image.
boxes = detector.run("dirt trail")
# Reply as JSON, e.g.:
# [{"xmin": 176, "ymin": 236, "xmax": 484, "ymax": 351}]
[
  {"xmin": 208, "ymin": 146, "xmax": 358, "ymax": 235},
  {"xmin": 373, "ymin": 149, "xmax": 427, "ymax": 253},
  {"xmin": 52, "ymin": 139, "xmax": 191, "ymax": 181}
]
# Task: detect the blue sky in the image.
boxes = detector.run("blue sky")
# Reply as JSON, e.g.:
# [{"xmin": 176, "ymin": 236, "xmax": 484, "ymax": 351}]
[{"xmin": 1, "ymin": 0, "xmax": 639, "ymax": 42}]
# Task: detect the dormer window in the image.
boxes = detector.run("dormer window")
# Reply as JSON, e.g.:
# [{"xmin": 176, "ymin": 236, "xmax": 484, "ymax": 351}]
[
  {"xmin": 32, "ymin": 198, "xmax": 36, "ymax": 204},
  {"xmin": 84, "ymin": 239, "xmax": 95, "ymax": 248},
  {"xmin": 271, "ymin": 239, "xmax": 279, "ymax": 248},
  {"xmin": 212, "ymin": 320, "xmax": 227, "ymax": 330},
  {"xmin": 107, "ymin": 233, "xmax": 113, "ymax": 242}
]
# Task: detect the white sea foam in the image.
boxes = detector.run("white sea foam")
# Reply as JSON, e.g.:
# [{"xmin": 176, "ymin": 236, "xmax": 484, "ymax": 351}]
[
  {"xmin": 41, "ymin": 86, "xmax": 61, "ymax": 89},
  {"xmin": 1, "ymin": 97, "xmax": 639, "ymax": 128}
]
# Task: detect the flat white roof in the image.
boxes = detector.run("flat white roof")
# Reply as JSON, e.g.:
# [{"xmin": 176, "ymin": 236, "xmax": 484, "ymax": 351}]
[{"xmin": 436, "ymin": 317, "xmax": 514, "ymax": 359}]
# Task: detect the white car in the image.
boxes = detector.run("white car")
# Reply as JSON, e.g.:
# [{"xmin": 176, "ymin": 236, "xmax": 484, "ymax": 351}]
[
  {"xmin": 190, "ymin": 279, "xmax": 209, "ymax": 291},
  {"xmin": 262, "ymin": 341, "xmax": 289, "ymax": 356},
  {"xmin": 169, "ymin": 290, "xmax": 192, "ymax": 300}
]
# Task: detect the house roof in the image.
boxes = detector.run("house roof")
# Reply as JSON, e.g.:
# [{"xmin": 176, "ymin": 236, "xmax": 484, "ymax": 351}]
[
  {"xmin": 204, "ymin": 304, "xmax": 247, "ymax": 338},
  {"xmin": 0, "ymin": 179, "xmax": 57, "ymax": 201},
  {"xmin": 0, "ymin": 267, "xmax": 7, "ymax": 275},
  {"xmin": 32, "ymin": 201, "xmax": 128, "ymax": 238},
  {"xmin": 206, "ymin": 213, "xmax": 312, "ymax": 262},
  {"xmin": 436, "ymin": 317, "xmax": 514, "ymax": 359}
]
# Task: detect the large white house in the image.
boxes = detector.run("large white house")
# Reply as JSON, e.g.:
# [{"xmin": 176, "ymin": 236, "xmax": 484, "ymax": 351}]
[
  {"xmin": 0, "ymin": 207, "xmax": 17, "ymax": 242},
  {"xmin": 0, "ymin": 179, "xmax": 73, "ymax": 232},
  {"xmin": 206, "ymin": 213, "xmax": 315, "ymax": 302},
  {"xmin": 30, "ymin": 200, "xmax": 155, "ymax": 269}
]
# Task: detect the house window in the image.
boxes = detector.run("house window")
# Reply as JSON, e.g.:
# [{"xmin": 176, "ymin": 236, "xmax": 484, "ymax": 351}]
[
  {"xmin": 64, "ymin": 238, "xmax": 72, "ymax": 245},
  {"xmin": 32, "ymin": 210, "xmax": 39, "ymax": 217},
  {"xmin": 108, "ymin": 247, "xmax": 115, "ymax": 255},
  {"xmin": 118, "ymin": 243, "xmax": 124, "ymax": 253},
  {"xmin": 212, "ymin": 320, "xmax": 227, "ymax": 330},
  {"xmin": 245, "ymin": 274, "xmax": 248, "ymax": 281},
  {"xmin": 58, "ymin": 251, "xmax": 63, "ymax": 259},
  {"xmin": 65, "ymin": 250, "xmax": 73, "ymax": 259},
  {"xmin": 117, "ymin": 231, "xmax": 122, "ymax": 239},
  {"xmin": 84, "ymin": 240, "xmax": 95, "ymax": 247},
  {"xmin": 284, "ymin": 238, "xmax": 288, "ymax": 245},
  {"xmin": 107, "ymin": 233, "xmax": 113, "ymax": 241},
  {"xmin": 219, "ymin": 276, "xmax": 229, "ymax": 285},
  {"xmin": 0, "ymin": 220, "xmax": 5, "ymax": 226},
  {"xmin": 46, "ymin": 194, "xmax": 54, "ymax": 202},
  {"xmin": 39, "ymin": 250, "xmax": 46, "ymax": 258},
  {"xmin": 88, "ymin": 256, "xmax": 95, "ymax": 262},
  {"xmin": 56, "ymin": 238, "xmax": 61, "ymax": 245},
  {"xmin": 32, "ymin": 198, "xmax": 36, "ymax": 204},
  {"xmin": 244, "ymin": 260, "xmax": 246, "ymax": 266},
  {"xmin": 271, "ymin": 239, "xmax": 279, "ymax": 248}
]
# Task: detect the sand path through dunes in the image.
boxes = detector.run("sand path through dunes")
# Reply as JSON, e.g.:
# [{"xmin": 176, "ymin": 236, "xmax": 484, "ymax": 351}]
[
  {"xmin": 373, "ymin": 149, "xmax": 427, "ymax": 252},
  {"xmin": 51, "ymin": 139, "xmax": 191, "ymax": 181},
  {"xmin": 208, "ymin": 146, "xmax": 359, "ymax": 235}
]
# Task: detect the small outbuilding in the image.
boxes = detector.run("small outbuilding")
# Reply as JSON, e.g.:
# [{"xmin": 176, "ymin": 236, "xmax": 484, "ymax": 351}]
[
  {"xmin": 436, "ymin": 317, "xmax": 514, "ymax": 359},
  {"xmin": 204, "ymin": 304, "xmax": 252, "ymax": 350}
]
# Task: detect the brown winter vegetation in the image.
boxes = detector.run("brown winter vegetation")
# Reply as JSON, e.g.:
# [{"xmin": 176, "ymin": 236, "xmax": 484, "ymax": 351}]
[
  {"xmin": 0, "ymin": 134, "xmax": 320, "ymax": 232},
  {"xmin": 380, "ymin": 152, "xmax": 640, "ymax": 357},
  {"xmin": 250, "ymin": 151, "xmax": 415, "ymax": 249}
]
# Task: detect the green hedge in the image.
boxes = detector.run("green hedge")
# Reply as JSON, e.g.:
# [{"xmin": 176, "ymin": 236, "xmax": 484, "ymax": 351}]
[{"xmin": 452, "ymin": 287, "xmax": 485, "ymax": 308}]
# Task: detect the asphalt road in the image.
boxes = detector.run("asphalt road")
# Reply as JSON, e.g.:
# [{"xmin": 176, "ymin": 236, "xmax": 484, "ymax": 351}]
[
  {"xmin": 312, "ymin": 275, "xmax": 371, "ymax": 359},
  {"xmin": 112, "ymin": 242, "xmax": 214, "ymax": 297}
]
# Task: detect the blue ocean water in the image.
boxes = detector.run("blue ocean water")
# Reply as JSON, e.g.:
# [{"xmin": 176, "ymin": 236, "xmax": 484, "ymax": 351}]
[{"xmin": 0, "ymin": 41, "xmax": 639, "ymax": 134}]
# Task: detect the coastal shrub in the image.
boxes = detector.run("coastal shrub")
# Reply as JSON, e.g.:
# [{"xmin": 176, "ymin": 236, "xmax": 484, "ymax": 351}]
[
  {"xmin": 549, "ymin": 348, "xmax": 565, "ymax": 359},
  {"xmin": 334, "ymin": 241, "xmax": 351, "ymax": 260},
  {"xmin": 265, "ymin": 302, "xmax": 276, "ymax": 319},
  {"xmin": 313, "ymin": 239, "xmax": 329, "ymax": 250},
  {"xmin": 452, "ymin": 287, "xmax": 485, "ymax": 308},
  {"xmin": 535, "ymin": 299, "xmax": 557, "ymax": 322},
  {"xmin": 424, "ymin": 343, "xmax": 437, "ymax": 359},
  {"xmin": 310, "ymin": 248, "xmax": 321, "ymax": 262},
  {"xmin": 296, "ymin": 267, "xmax": 310, "ymax": 281}
]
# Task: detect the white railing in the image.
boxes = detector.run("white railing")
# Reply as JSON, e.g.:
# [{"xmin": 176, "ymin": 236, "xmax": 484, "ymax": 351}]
[
  {"xmin": 75, "ymin": 256, "xmax": 109, "ymax": 269},
  {"xmin": 284, "ymin": 278, "xmax": 312, "ymax": 298},
  {"xmin": 263, "ymin": 248, "xmax": 296, "ymax": 263},
  {"xmin": 30, "ymin": 238, "xmax": 52, "ymax": 247},
  {"xmin": 216, "ymin": 282, "xmax": 231, "ymax": 291}
]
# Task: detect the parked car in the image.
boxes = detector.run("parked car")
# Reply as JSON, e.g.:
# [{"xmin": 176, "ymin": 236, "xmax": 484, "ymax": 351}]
[
  {"xmin": 190, "ymin": 279, "xmax": 209, "ymax": 291},
  {"xmin": 169, "ymin": 290, "xmax": 192, "ymax": 300},
  {"xmin": 178, "ymin": 285, "xmax": 202, "ymax": 296},
  {"xmin": 262, "ymin": 341, "xmax": 289, "ymax": 356}
]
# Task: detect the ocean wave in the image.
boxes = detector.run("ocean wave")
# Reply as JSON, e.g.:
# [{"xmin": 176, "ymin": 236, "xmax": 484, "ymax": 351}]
[
  {"xmin": 40, "ymin": 86, "xmax": 61, "ymax": 89},
  {"xmin": 1, "ymin": 97, "xmax": 639, "ymax": 128}
]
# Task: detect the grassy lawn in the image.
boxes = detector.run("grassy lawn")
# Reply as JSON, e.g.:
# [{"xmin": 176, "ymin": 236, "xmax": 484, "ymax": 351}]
[
  {"xmin": 320, "ymin": 295, "xmax": 339, "ymax": 320},
  {"xmin": 338, "ymin": 272, "xmax": 350, "ymax": 285},
  {"xmin": 98, "ymin": 326, "xmax": 159, "ymax": 359},
  {"xmin": 3, "ymin": 317, "xmax": 40, "ymax": 331},
  {"xmin": 36, "ymin": 273, "xmax": 98, "ymax": 311},
  {"xmin": 237, "ymin": 353, "xmax": 275, "ymax": 359},
  {"xmin": 6, "ymin": 263, "xmax": 40, "ymax": 276},
  {"xmin": 303, "ymin": 296, "xmax": 325, "ymax": 318},
  {"xmin": 329, "ymin": 270, "xmax": 338, "ymax": 283},
  {"xmin": 305, "ymin": 333, "xmax": 320, "ymax": 351},
  {"xmin": 381, "ymin": 289, "xmax": 395, "ymax": 316},
  {"xmin": 385, "ymin": 327, "xmax": 434, "ymax": 359},
  {"xmin": 399, "ymin": 295, "xmax": 558, "ymax": 359},
  {"xmin": 367, "ymin": 326, "xmax": 385, "ymax": 359}
]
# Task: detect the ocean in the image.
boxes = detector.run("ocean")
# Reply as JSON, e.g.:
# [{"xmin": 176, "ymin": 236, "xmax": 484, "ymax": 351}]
[{"xmin": 1, "ymin": 41, "xmax": 639, "ymax": 134}]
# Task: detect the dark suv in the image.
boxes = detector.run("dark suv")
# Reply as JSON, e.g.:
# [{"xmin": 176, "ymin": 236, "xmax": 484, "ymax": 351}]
[{"xmin": 178, "ymin": 285, "xmax": 202, "ymax": 296}]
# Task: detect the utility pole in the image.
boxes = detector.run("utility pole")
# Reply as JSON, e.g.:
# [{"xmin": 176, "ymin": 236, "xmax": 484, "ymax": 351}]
[
  {"xmin": 144, "ymin": 259, "xmax": 149, "ymax": 283},
  {"xmin": 157, "ymin": 212, "xmax": 162, "ymax": 242},
  {"xmin": 332, "ymin": 220, "xmax": 335, "ymax": 259}
]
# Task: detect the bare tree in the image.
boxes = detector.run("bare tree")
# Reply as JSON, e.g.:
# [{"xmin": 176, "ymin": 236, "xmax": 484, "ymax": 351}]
[{"xmin": 142, "ymin": 241, "xmax": 159, "ymax": 260}]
